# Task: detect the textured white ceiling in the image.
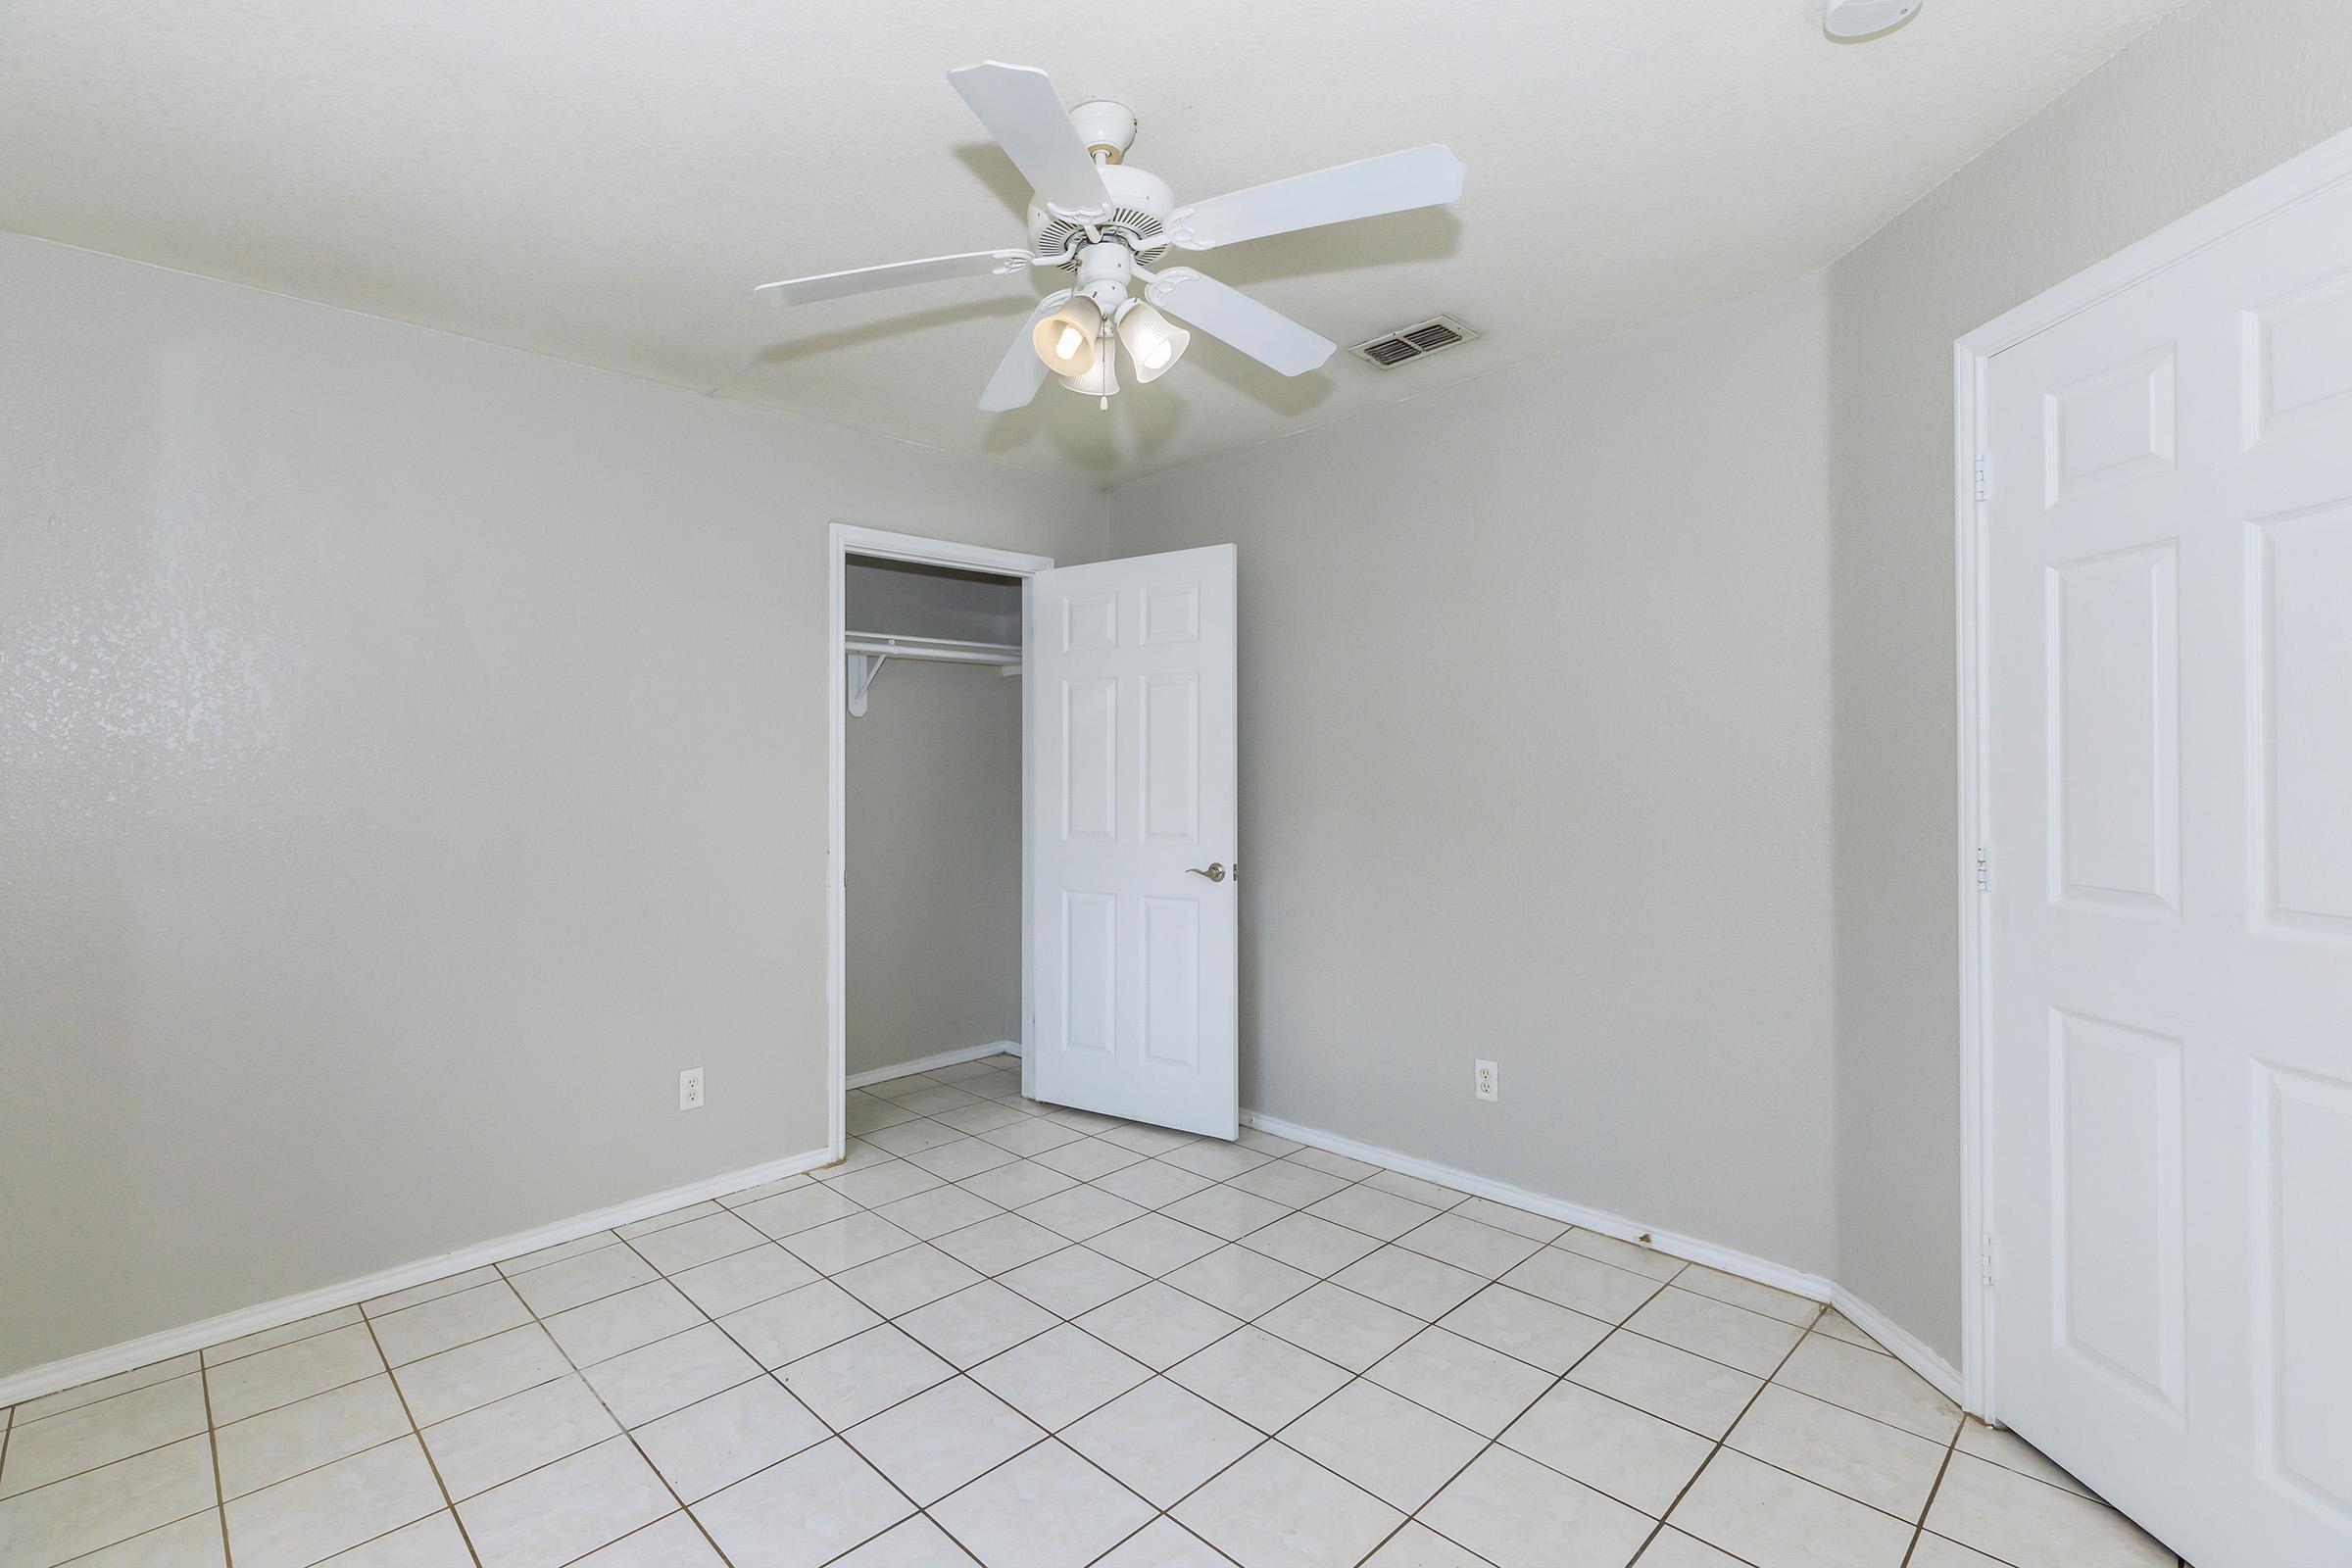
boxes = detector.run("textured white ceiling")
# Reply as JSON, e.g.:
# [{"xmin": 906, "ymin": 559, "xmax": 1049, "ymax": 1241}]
[{"xmin": 2, "ymin": 0, "xmax": 2188, "ymax": 485}]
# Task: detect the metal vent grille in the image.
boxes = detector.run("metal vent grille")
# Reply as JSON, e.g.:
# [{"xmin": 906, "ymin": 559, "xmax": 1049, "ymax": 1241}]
[
  {"xmin": 1037, "ymin": 209, "xmax": 1169, "ymax": 265},
  {"xmin": 1349, "ymin": 315, "xmax": 1477, "ymax": 368}
]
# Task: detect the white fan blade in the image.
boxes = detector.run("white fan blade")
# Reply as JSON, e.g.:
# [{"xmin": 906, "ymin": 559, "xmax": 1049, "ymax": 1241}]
[
  {"xmin": 979, "ymin": 290, "xmax": 1074, "ymax": 412},
  {"xmin": 1170, "ymin": 145, "xmax": 1466, "ymax": 250},
  {"xmin": 755, "ymin": 249, "xmax": 1031, "ymax": 308},
  {"xmin": 948, "ymin": 62, "xmax": 1112, "ymax": 218},
  {"xmin": 1141, "ymin": 269, "xmax": 1336, "ymax": 376}
]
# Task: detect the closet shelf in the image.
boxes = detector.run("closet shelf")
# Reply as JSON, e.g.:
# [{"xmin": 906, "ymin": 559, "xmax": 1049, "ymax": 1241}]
[{"xmin": 844, "ymin": 631, "xmax": 1022, "ymax": 716}]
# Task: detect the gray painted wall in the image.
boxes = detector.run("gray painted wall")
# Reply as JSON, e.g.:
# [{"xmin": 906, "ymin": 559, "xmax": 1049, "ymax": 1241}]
[
  {"xmin": 846, "ymin": 656, "xmax": 1022, "ymax": 1078},
  {"xmin": 1824, "ymin": 0, "xmax": 2352, "ymax": 1360},
  {"xmin": 0, "ymin": 232, "xmax": 1098, "ymax": 1379},
  {"xmin": 1115, "ymin": 274, "xmax": 1840, "ymax": 1276},
  {"xmin": 846, "ymin": 559, "xmax": 1022, "ymax": 647}
]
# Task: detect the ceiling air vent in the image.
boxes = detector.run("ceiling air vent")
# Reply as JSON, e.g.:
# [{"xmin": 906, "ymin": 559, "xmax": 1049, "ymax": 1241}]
[{"xmin": 1348, "ymin": 315, "xmax": 1476, "ymax": 368}]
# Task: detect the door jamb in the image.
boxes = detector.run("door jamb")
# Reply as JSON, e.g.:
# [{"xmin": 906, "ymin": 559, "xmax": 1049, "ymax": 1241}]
[
  {"xmin": 1951, "ymin": 126, "xmax": 2352, "ymax": 1421},
  {"xmin": 827, "ymin": 524, "xmax": 1055, "ymax": 1162}
]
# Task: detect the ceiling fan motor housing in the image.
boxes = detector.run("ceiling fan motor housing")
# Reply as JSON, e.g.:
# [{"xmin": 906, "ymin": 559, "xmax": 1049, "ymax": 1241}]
[
  {"xmin": 1031, "ymin": 162, "xmax": 1175, "ymax": 266},
  {"xmin": 1073, "ymin": 241, "xmax": 1135, "ymax": 316}
]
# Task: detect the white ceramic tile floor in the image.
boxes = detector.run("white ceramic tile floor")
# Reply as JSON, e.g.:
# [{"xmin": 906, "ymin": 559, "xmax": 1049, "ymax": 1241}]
[{"xmin": 0, "ymin": 1054, "xmax": 2187, "ymax": 1568}]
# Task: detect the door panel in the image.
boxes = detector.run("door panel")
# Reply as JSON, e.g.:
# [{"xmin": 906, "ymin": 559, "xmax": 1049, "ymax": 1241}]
[
  {"xmin": 2051, "ymin": 1009, "xmax": 2184, "ymax": 1415},
  {"xmin": 2047, "ymin": 543, "xmax": 2179, "ymax": 913},
  {"xmin": 2254, "ymin": 1062, "xmax": 2352, "ymax": 1520},
  {"xmin": 2251, "ymin": 502, "xmax": 2352, "ymax": 936},
  {"xmin": 1028, "ymin": 544, "xmax": 1238, "ymax": 1138},
  {"xmin": 1984, "ymin": 172, "xmax": 2352, "ymax": 1563}
]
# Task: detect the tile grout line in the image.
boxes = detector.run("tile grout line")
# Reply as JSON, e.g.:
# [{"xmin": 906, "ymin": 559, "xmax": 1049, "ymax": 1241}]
[
  {"xmin": 1694, "ymin": 1331, "xmax": 1973, "ymax": 1513},
  {"xmin": 1633, "ymin": 1528, "xmax": 1764, "ymax": 1568},
  {"xmin": 1350, "ymin": 1254, "xmax": 1683, "ymax": 1567},
  {"xmin": 1899, "ymin": 1427, "xmax": 1967, "ymax": 1568},
  {"xmin": 1632, "ymin": 1302, "xmax": 1831, "ymax": 1561},
  {"xmin": 199, "ymin": 1307, "xmax": 371, "ymax": 1375},
  {"xmin": 0, "ymin": 1382, "xmax": 232, "ymax": 1544},
  {"xmin": 503, "ymin": 1230, "xmax": 751, "ymax": 1568},
  {"xmin": 217, "ymin": 1441, "xmax": 475, "ymax": 1568},
  {"xmin": 1, "ymin": 1361, "xmax": 427, "ymax": 1512},
  {"xmin": 196, "ymin": 1352, "xmax": 235, "ymax": 1568},
  {"xmin": 7, "ymin": 1356, "xmax": 202, "ymax": 1432},
  {"xmin": 357, "ymin": 1304, "xmax": 487, "ymax": 1567}
]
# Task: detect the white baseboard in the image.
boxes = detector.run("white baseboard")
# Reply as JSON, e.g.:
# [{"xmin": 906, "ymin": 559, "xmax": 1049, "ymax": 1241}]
[
  {"xmin": 1242, "ymin": 1108, "xmax": 1968, "ymax": 1410},
  {"xmin": 1828, "ymin": 1286, "xmax": 1965, "ymax": 1404},
  {"xmin": 0, "ymin": 1144, "xmax": 832, "ymax": 1410},
  {"xmin": 846, "ymin": 1039, "xmax": 1021, "ymax": 1091}
]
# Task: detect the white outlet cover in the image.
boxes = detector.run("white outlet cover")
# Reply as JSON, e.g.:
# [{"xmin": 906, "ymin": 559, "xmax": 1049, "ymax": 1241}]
[
  {"xmin": 1475, "ymin": 1059, "xmax": 1498, "ymax": 1102},
  {"xmin": 679, "ymin": 1068, "xmax": 706, "ymax": 1110}
]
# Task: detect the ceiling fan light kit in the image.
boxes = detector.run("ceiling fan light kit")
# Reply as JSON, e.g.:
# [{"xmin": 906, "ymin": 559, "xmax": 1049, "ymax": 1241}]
[{"xmin": 754, "ymin": 61, "xmax": 1466, "ymax": 413}]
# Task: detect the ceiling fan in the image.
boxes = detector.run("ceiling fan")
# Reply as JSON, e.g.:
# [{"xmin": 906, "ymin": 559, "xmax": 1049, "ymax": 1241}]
[{"xmin": 754, "ymin": 62, "xmax": 1466, "ymax": 411}]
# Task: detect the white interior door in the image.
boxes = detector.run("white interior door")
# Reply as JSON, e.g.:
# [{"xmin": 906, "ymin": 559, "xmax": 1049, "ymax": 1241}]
[
  {"xmin": 1027, "ymin": 544, "xmax": 1238, "ymax": 1138},
  {"xmin": 1983, "ymin": 173, "xmax": 2352, "ymax": 1564}
]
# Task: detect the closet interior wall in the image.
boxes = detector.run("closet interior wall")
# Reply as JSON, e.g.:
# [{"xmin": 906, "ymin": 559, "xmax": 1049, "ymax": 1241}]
[{"xmin": 843, "ymin": 559, "xmax": 1025, "ymax": 1080}]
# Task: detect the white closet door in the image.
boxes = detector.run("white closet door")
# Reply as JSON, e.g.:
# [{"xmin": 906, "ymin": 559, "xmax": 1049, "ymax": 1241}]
[
  {"xmin": 1026, "ymin": 545, "xmax": 1238, "ymax": 1138},
  {"xmin": 1982, "ymin": 172, "xmax": 2352, "ymax": 1564}
]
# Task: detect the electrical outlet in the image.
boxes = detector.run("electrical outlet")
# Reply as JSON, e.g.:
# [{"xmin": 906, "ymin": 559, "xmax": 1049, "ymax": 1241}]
[
  {"xmin": 1475, "ymin": 1059, "xmax": 1498, "ymax": 1102},
  {"xmin": 678, "ymin": 1067, "xmax": 705, "ymax": 1111}
]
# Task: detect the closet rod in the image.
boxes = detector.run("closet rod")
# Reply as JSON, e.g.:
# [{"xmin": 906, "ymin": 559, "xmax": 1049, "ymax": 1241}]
[
  {"xmin": 843, "ymin": 632, "xmax": 1020, "ymax": 664},
  {"xmin": 844, "ymin": 632, "xmax": 1022, "ymax": 716}
]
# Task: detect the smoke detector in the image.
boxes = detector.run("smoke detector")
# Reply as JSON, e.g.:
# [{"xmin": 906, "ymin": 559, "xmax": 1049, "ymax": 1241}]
[{"xmin": 1824, "ymin": 0, "xmax": 1920, "ymax": 39}]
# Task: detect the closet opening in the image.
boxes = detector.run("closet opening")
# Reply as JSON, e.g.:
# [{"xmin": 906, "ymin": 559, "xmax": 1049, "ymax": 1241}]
[{"xmin": 823, "ymin": 526, "xmax": 1055, "ymax": 1158}]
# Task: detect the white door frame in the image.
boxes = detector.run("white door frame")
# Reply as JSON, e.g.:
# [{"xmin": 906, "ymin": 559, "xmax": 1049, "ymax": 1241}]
[
  {"xmin": 1951, "ymin": 126, "xmax": 2352, "ymax": 1421},
  {"xmin": 825, "ymin": 524, "xmax": 1054, "ymax": 1161}
]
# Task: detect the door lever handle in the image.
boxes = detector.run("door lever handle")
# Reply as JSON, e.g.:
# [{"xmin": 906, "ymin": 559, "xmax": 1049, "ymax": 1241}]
[{"xmin": 1185, "ymin": 862, "xmax": 1227, "ymax": 883}]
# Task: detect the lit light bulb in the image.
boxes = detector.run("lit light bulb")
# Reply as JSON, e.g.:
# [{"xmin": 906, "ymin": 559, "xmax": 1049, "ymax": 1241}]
[
  {"xmin": 1031, "ymin": 297, "xmax": 1103, "ymax": 376},
  {"xmin": 1058, "ymin": 331, "xmax": 1119, "ymax": 405},
  {"xmin": 1115, "ymin": 302, "xmax": 1190, "ymax": 383}
]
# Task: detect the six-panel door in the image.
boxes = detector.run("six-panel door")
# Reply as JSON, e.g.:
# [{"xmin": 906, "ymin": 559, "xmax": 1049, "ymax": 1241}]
[
  {"xmin": 1984, "ymin": 175, "xmax": 2352, "ymax": 1562},
  {"xmin": 1027, "ymin": 544, "xmax": 1239, "ymax": 1139}
]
